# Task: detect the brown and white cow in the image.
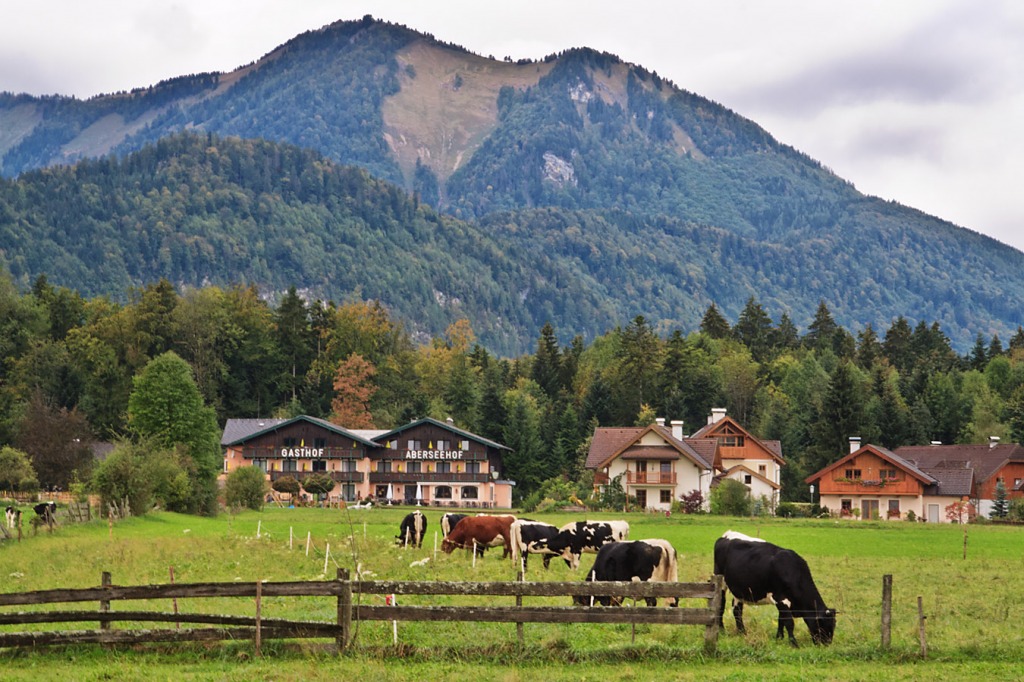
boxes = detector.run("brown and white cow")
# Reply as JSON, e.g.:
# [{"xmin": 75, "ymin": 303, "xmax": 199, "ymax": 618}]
[{"xmin": 441, "ymin": 514, "xmax": 516, "ymax": 558}]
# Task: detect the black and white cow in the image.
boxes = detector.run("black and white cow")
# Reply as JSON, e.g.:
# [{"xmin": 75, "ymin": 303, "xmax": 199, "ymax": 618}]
[
  {"xmin": 5, "ymin": 506, "xmax": 20, "ymax": 529},
  {"xmin": 510, "ymin": 519, "xmax": 560, "ymax": 570},
  {"xmin": 396, "ymin": 510, "xmax": 427, "ymax": 548},
  {"xmin": 33, "ymin": 501, "xmax": 56, "ymax": 526},
  {"xmin": 534, "ymin": 520, "xmax": 630, "ymax": 569},
  {"xmin": 440, "ymin": 513, "xmax": 468, "ymax": 539},
  {"xmin": 575, "ymin": 538, "xmax": 679, "ymax": 607},
  {"xmin": 713, "ymin": 530, "xmax": 836, "ymax": 646}
]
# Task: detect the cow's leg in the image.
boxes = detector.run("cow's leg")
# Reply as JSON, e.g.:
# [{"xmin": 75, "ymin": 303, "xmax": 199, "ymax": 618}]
[
  {"xmin": 733, "ymin": 601, "xmax": 746, "ymax": 634},
  {"xmin": 716, "ymin": 588, "xmax": 727, "ymax": 628},
  {"xmin": 542, "ymin": 554, "xmax": 551, "ymax": 570},
  {"xmin": 776, "ymin": 607, "xmax": 798, "ymax": 646}
]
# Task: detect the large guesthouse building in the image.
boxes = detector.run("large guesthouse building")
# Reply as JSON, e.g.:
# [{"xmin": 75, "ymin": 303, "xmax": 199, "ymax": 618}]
[{"xmin": 222, "ymin": 416, "xmax": 513, "ymax": 508}]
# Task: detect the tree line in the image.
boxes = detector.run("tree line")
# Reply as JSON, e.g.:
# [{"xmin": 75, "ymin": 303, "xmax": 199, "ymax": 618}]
[{"xmin": 4, "ymin": 268, "xmax": 1024, "ymax": 512}]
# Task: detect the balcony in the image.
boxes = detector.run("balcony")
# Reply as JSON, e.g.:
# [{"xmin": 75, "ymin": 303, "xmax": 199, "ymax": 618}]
[
  {"xmin": 268, "ymin": 470, "xmax": 364, "ymax": 484},
  {"xmin": 369, "ymin": 472, "xmax": 492, "ymax": 484},
  {"xmin": 625, "ymin": 471, "xmax": 677, "ymax": 485}
]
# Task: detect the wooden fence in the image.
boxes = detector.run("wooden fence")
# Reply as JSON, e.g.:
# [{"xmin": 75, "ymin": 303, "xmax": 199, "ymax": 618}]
[{"xmin": 0, "ymin": 570, "xmax": 725, "ymax": 655}]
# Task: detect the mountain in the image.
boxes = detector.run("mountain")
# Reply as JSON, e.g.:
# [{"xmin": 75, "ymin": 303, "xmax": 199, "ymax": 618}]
[{"xmin": 1, "ymin": 15, "xmax": 1022, "ymax": 352}]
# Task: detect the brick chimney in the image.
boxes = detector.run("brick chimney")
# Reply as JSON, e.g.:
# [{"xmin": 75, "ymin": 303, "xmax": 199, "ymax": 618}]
[{"xmin": 670, "ymin": 420, "xmax": 685, "ymax": 440}]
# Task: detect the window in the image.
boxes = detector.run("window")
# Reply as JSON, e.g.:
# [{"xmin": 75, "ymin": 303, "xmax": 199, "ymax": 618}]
[
  {"xmin": 435, "ymin": 486, "xmax": 452, "ymax": 499},
  {"xmin": 312, "ymin": 460, "xmax": 327, "ymax": 472},
  {"xmin": 758, "ymin": 464, "xmax": 767, "ymax": 476},
  {"xmin": 720, "ymin": 435, "xmax": 745, "ymax": 447},
  {"xmin": 844, "ymin": 469, "xmax": 862, "ymax": 480},
  {"xmin": 407, "ymin": 439, "xmax": 421, "ymax": 450},
  {"xmin": 340, "ymin": 459, "xmax": 357, "ymax": 473},
  {"xmin": 253, "ymin": 459, "xmax": 268, "ymax": 472},
  {"xmin": 841, "ymin": 499, "xmax": 852, "ymax": 512},
  {"xmin": 460, "ymin": 440, "xmax": 470, "ymax": 450},
  {"xmin": 436, "ymin": 461, "xmax": 451, "ymax": 474},
  {"xmin": 283, "ymin": 460, "xmax": 297, "ymax": 472},
  {"xmin": 283, "ymin": 438, "xmax": 297, "ymax": 447},
  {"xmin": 1015, "ymin": 478, "xmax": 1022, "ymax": 488},
  {"xmin": 880, "ymin": 469, "xmax": 898, "ymax": 479},
  {"xmin": 341, "ymin": 484, "xmax": 356, "ymax": 502},
  {"xmin": 407, "ymin": 461, "xmax": 421, "ymax": 473},
  {"xmin": 466, "ymin": 461, "xmax": 480, "ymax": 474},
  {"xmin": 314, "ymin": 438, "xmax": 326, "ymax": 448},
  {"xmin": 660, "ymin": 489, "xmax": 672, "ymax": 504},
  {"xmin": 461, "ymin": 486, "xmax": 478, "ymax": 499},
  {"xmin": 436, "ymin": 439, "xmax": 449, "ymax": 451},
  {"xmin": 377, "ymin": 460, "xmax": 391, "ymax": 473},
  {"xmin": 888, "ymin": 499, "xmax": 900, "ymax": 514},
  {"xmin": 388, "ymin": 440, "xmax": 398, "ymax": 450},
  {"xmin": 744, "ymin": 474, "xmax": 752, "ymax": 485}
]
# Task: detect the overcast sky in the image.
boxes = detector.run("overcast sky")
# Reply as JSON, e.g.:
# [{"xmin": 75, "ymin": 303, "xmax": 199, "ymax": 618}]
[{"xmin": 2, "ymin": 1, "xmax": 1022, "ymax": 252}]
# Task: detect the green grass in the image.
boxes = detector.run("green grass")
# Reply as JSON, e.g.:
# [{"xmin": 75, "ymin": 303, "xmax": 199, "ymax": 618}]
[{"xmin": 2, "ymin": 507, "xmax": 1023, "ymax": 680}]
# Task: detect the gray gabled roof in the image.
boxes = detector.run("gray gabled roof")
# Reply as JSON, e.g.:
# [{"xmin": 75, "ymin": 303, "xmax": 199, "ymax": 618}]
[
  {"xmin": 221, "ymin": 415, "xmax": 381, "ymax": 448},
  {"xmin": 372, "ymin": 417, "xmax": 510, "ymax": 451}
]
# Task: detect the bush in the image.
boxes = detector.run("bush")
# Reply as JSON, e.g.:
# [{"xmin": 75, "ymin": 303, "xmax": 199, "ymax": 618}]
[
  {"xmin": 301, "ymin": 473, "xmax": 335, "ymax": 498},
  {"xmin": 776, "ymin": 502, "xmax": 800, "ymax": 518},
  {"xmin": 679, "ymin": 489, "xmax": 704, "ymax": 514},
  {"xmin": 709, "ymin": 479, "xmax": 752, "ymax": 516},
  {"xmin": 225, "ymin": 466, "xmax": 268, "ymax": 511},
  {"xmin": 272, "ymin": 475, "xmax": 301, "ymax": 496}
]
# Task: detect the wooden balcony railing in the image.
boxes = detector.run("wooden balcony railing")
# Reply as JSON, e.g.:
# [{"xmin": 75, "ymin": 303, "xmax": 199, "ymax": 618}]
[
  {"xmin": 625, "ymin": 472, "xmax": 677, "ymax": 485},
  {"xmin": 268, "ymin": 471, "xmax": 364, "ymax": 483},
  {"xmin": 368, "ymin": 472, "xmax": 492, "ymax": 485}
]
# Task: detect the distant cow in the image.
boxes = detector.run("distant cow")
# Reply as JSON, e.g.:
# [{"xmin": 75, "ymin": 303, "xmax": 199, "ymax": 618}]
[
  {"xmin": 441, "ymin": 514, "xmax": 516, "ymax": 558},
  {"xmin": 5, "ymin": 506, "xmax": 20, "ymax": 529},
  {"xmin": 713, "ymin": 530, "xmax": 835, "ymax": 646},
  {"xmin": 396, "ymin": 510, "xmax": 427, "ymax": 548},
  {"xmin": 510, "ymin": 519, "xmax": 560, "ymax": 570},
  {"xmin": 440, "ymin": 513, "xmax": 468, "ymax": 538},
  {"xmin": 534, "ymin": 520, "xmax": 630, "ymax": 569},
  {"xmin": 33, "ymin": 502, "xmax": 56, "ymax": 525},
  {"xmin": 575, "ymin": 538, "xmax": 680, "ymax": 607}
]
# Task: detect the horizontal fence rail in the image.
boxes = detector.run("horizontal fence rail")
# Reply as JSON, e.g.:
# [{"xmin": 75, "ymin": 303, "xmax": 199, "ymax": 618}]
[{"xmin": 0, "ymin": 571, "xmax": 725, "ymax": 654}]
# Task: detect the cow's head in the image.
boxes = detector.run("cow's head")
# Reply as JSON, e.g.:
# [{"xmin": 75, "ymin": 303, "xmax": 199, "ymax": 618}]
[
  {"xmin": 441, "ymin": 538, "xmax": 456, "ymax": 554},
  {"xmin": 809, "ymin": 608, "xmax": 836, "ymax": 645}
]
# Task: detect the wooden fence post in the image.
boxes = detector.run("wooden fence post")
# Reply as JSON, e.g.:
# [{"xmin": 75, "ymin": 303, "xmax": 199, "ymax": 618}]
[
  {"xmin": 255, "ymin": 581, "xmax": 262, "ymax": 658},
  {"xmin": 704, "ymin": 575, "xmax": 724, "ymax": 655},
  {"xmin": 881, "ymin": 574, "xmax": 892, "ymax": 649},
  {"xmin": 100, "ymin": 571, "xmax": 112, "ymax": 631},
  {"xmin": 516, "ymin": 568, "xmax": 524, "ymax": 646},
  {"xmin": 337, "ymin": 567, "xmax": 351, "ymax": 653},
  {"xmin": 917, "ymin": 596, "xmax": 927, "ymax": 659}
]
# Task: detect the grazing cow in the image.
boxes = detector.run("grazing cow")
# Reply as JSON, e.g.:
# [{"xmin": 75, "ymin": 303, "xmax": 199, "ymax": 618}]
[
  {"xmin": 534, "ymin": 520, "xmax": 630, "ymax": 569},
  {"xmin": 440, "ymin": 513, "xmax": 468, "ymax": 539},
  {"xmin": 34, "ymin": 501, "xmax": 56, "ymax": 525},
  {"xmin": 396, "ymin": 510, "xmax": 427, "ymax": 548},
  {"xmin": 575, "ymin": 538, "xmax": 680, "ymax": 607},
  {"xmin": 441, "ymin": 514, "xmax": 516, "ymax": 558},
  {"xmin": 713, "ymin": 530, "xmax": 836, "ymax": 646},
  {"xmin": 5, "ymin": 506, "xmax": 20, "ymax": 529},
  {"xmin": 510, "ymin": 519, "xmax": 560, "ymax": 570}
]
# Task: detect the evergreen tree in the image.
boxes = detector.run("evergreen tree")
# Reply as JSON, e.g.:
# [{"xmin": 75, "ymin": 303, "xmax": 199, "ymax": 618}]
[
  {"xmin": 808, "ymin": 360, "xmax": 865, "ymax": 474},
  {"xmin": 969, "ymin": 333, "xmax": 988, "ymax": 371},
  {"xmin": 274, "ymin": 287, "xmax": 314, "ymax": 403},
  {"xmin": 883, "ymin": 316, "xmax": 914, "ymax": 372},
  {"xmin": 988, "ymin": 333, "xmax": 1004, "ymax": 359},
  {"xmin": 532, "ymin": 322, "xmax": 563, "ymax": 400},
  {"xmin": 855, "ymin": 323, "xmax": 882, "ymax": 369},
  {"xmin": 992, "ymin": 478, "xmax": 1009, "ymax": 518},
  {"xmin": 699, "ymin": 303, "xmax": 731, "ymax": 339},
  {"xmin": 803, "ymin": 301, "xmax": 837, "ymax": 352},
  {"xmin": 1009, "ymin": 326, "xmax": 1024, "ymax": 352},
  {"xmin": 772, "ymin": 312, "xmax": 800, "ymax": 352},
  {"xmin": 733, "ymin": 297, "xmax": 774, "ymax": 362}
]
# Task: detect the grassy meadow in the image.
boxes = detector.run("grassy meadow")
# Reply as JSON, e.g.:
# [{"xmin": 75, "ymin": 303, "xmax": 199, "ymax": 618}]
[{"xmin": 1, "ymin": 505, "xmax": 1023, "ymax": 681}]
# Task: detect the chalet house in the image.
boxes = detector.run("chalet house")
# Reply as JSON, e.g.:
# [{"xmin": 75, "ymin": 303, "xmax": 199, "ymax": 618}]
[
  {"xmin": 585, "ymin": 419, "xmax": 714, "ymax": 511},
  {"xmin": 221, "ymin": 415, "xmax": 513, "ymax": 508},
  {"xmin": 805, "ymin": 439, "xmax": 973, "ymax": 523},
  {"xmin": 893, "ymin": 440, "xmax": 1024, "ymax": 518},
  {"xmin": 689, "ymin": 408, "xmax": 785, "ymax": 509}
]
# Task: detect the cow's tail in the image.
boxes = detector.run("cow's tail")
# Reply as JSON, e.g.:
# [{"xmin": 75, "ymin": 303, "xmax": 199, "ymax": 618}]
[{"xmin": 510, "ymin": 521, "xmax": 523, "ymax": 563}]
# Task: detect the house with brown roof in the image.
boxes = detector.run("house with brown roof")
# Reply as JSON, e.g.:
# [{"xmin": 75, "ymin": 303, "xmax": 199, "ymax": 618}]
[
  {"xmin": 893, "ymin": 439, "xmax": 1024, "ymax": 518},
  {"xmin": 805, "ymin": 439, "xmax": 976, "ymax": 523},
  {"xmin": 585, "ymin": 419, "xmax": 714, "ymax": 511},
  {"xmin": 221, "ymin": 415, "xmax": 514, "ymax": 508},
  {"xmin": 690, "ymin": 408, "xmax": 785, "ymax": 509}
]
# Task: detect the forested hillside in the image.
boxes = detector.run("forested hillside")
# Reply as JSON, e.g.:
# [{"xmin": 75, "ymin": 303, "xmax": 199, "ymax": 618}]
[
  {"xmin": 1, "ymin": 17, "xmax": 1023, "ymax": 350},
  {"xmin": 4, "ymin": 262, "xmax": 1024, "ymax": 505}
]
